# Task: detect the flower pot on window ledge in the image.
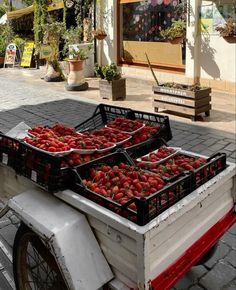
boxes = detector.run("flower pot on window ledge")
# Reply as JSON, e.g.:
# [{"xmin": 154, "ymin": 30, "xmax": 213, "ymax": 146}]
[{"xmin": 168, "ymin": 37, "xmax": 183, "ymax": 44}]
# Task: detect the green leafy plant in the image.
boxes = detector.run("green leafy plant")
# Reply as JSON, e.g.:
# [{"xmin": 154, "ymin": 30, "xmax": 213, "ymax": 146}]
[
  {"xmin": 69, "ymin": 44, "xmax": 92, "ymax": 60},
  {"xmin": 62, "ymin": 26, "xmax": 83, "ymax": 56},
  {"xmin": 215, "ymin": 17, "xmax": 236, "ymax": 37},
  {"xmin": 12, "ymin": 36, "xmax": 26, "ymax": 56},
  {"xmin": 0, "ymin": 23, "xmax": 14, "ymax": 57},
  {"xmin": 41, "ymin": 19, "xmax": 65, "ymax": 62},
  {"xmin": 94, "ymin": 63, "xmax": 121, "ymax": 82},
  {"xmin": 160, "ymin": 19, "xmax": 186, "ymax": 40}
]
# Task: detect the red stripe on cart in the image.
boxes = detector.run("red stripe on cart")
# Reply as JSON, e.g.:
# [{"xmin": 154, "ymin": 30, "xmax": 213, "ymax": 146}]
[{"xmin": 151, "ymin": 208, "xmax": 236, "ymax": 290}]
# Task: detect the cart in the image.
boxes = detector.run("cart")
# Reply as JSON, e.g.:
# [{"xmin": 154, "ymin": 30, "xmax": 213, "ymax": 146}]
[{"xmin": 0, "ymin": 105, "xmax": 235, "ymax": 290}]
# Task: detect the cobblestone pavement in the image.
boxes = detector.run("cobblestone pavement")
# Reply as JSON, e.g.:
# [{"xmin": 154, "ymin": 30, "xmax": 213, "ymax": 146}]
[{"xmin": 0, "ymin": 70, "xmax": 235, "ymax": 290}]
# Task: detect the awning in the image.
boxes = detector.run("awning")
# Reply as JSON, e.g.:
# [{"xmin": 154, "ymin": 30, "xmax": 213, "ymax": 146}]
[{"xmin": 7, "ymin": 5, "xmax": 34, "ymax": 20}]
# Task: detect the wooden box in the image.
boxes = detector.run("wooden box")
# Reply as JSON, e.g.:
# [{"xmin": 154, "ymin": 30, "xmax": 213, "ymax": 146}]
[
  {"xmin": 99, "ymin": 78, "xmax": 126, "ymax": 101},
  {"xmin": 153, "ymin": 85, "xmax": 211, "ymax": 121}
]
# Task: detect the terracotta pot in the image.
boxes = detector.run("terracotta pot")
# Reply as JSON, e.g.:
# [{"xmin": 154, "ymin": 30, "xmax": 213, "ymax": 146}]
[
  {"xmin": 68, "ymin": 59, "xmax": 84, "ymax": 71},
  {"xmin": 169, "ymin": 37, "xmax": 183, "ymax": 44},
  {"xmin": 67, "ymin": 59, "xmax": 85, "ymax": 86},
  {"xmin": 223, "ymin": 36, "xmax": 236, "ymax": 43},
  {"xmin": 92, "ymin": 31, "xmax": 107, "ymax": 40}
]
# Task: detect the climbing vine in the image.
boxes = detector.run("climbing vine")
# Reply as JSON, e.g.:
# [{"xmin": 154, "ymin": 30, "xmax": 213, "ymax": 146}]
[{"xmin": 33, "ymin": 0, "xmax": 48, "ymax": 52}]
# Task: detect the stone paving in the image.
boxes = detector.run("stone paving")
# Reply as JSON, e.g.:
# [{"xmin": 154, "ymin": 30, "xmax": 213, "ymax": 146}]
[{"xmin": 0, "ymin": 68, "xmax": 235, "ymax": 289}]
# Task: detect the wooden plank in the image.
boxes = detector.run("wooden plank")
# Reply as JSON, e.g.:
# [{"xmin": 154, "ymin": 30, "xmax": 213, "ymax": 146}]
[
  {"xmin": 153, "ymin": 95, "xmax": 211, "ymax": 107},
  {"xmin": 123, "ymin": 41, "xmax": 182, "ymax": 66},
  {"xmin": 153, "ymin": 101, "xmax": 211, "ymax": 115}
]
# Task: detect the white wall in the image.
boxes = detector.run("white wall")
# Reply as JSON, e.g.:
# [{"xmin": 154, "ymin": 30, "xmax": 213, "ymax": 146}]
[
  {"xmin": 186, "ymin": 0, "xmax": 236, "ymax": 83},
  {"xmin": 102, "ymin": 0, "xmax": 235, "ymax": 85},
  {"xmin": 199, "ymin": 34, "xmax": 236, "ymax": 83},
  {"xmin": 97, "ymin": 0, "xmax": 116, "ymax": 65}
]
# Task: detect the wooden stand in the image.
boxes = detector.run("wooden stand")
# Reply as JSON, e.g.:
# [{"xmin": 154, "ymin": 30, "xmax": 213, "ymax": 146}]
[
  {"xmin": 99, "ymin": 78, "xmax": 126, "ymax": 101},
  {"xmin": 153, "ymin": 85, "xmax": 211, "ymax": 121}
]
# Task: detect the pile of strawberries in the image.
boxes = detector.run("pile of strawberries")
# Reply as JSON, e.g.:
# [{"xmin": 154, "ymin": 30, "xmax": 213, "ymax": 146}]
[
  {"xmin": 138, "ymin": 154, "xmax": 207, "ymax": 179},
  {"xmin": 25, "ymin": 118, "xmax": 161, "ymax": 155},
  {"xmin": 106, "ymin": 118, "xmax": 144, "ymax": 133},
  {"xmin": 82, "ymin": 162, "xmax": 166, "ymax": 211},
  {"xmin": 139, "ymin": 147, "xmax": 176, "ymax": 163}
]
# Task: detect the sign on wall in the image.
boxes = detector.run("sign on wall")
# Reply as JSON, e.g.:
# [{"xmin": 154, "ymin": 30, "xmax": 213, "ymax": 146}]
[
  {"xmin": 21, "ymin": 42, "xmax": 34, "ymax": 67},
  {"xmin": 47, "ymin": 0, "xmax": 64, "ymax": 11},
  {"xmin": 40, "ymin": 45, "xmax": 53, "ymax": 59}
]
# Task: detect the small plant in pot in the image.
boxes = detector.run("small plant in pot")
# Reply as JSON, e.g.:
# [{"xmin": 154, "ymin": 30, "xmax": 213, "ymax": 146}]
[
  {"xmin": 65, "ymin": 45, "xmax": 92, "ymax": 91},
  {"xmin": 160, "ymin": 19, "xmax": 186, "ymax": 44},
  {"xmin": 94, "ymin": 63, "xmax": 126, "ymax": 101},
  {"xmin": 215, "ymin": 17, "xmax": 236, "ymax": 43}
]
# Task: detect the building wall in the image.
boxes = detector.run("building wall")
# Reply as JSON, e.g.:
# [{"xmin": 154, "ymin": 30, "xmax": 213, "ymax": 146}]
[{"xmin": 101, "ymin": 0, "xmax": 235, "ymax": 92}]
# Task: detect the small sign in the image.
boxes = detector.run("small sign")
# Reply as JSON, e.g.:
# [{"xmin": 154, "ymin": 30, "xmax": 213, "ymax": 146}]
[
  {"xmin": 21, "ymin": 42, "xmax": 34, "ymax": 67},
  {"xmin": 4, "ymin": 43, "xmax": 17, "ymax": 66},
  {"xmin": 40, "ymin": 45, "xmax": 53, "ymax": 59},
  {"xmin": 47, "ymin": 0, "xmax": 64, "ymax": 11}
]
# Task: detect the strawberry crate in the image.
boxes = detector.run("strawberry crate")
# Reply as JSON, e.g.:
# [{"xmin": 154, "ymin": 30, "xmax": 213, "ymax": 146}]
[
  {"xmin": 16, "ymin": 142, "xmax": 71, "ymax": 192},
  {"xmin": 69, "ymin": 151, "xmax": 192, "ymax": 226},
  {"xmin": 191, "ymin": 152, "xmax": 227, "ymax": 190},
  {"xmin": 75, "ymin": 104, "xmax": 172, "ymax": 153},
  {"xmin": 137, "ymin": 151, "xmax": 227, "ymax": 188},
  {"xmin": 0, "ymin": 133, "xmax": 21, "ymax": 171}
]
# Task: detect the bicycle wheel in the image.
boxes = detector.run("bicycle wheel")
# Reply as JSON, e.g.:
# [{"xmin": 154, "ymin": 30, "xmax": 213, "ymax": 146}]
[{"xmin": 13, "ymin": 223, "xmax": 69, "ymax": 290}]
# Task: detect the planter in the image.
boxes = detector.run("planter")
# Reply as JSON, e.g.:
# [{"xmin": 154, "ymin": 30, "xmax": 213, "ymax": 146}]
[
  {"xmin": 65, "ymin": 59, "xmax": 88, "ymax": 91},
  {"xmin": 99, "ymin": 78, "xmax": 126, "ymax": 101},
  {"xmin": 153, "ymin": 84, "xmax": 211, "ymax": 121},
  {"xmin": 223, "ymin": 36, "xmax": 236, "ymax": 43},
  {"xmin": 44, "ymin": 61, "xmax": 63, "ymax": 82},
  {"xmin": 69, "ymin": 43, "xmax": 94, "ymax": 77},
  {"xmin": 92, "ymin": 31, "xmax": 107, "ymax": 40},
  {"xmin": 169, "ymin": 37, "xmax": 183, "ymax": 44}
]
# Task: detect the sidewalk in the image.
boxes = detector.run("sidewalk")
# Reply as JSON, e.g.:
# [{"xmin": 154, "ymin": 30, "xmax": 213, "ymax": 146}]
[
  {"xmin": 0, "ymin": 67, "xmax": 235, "ymax": 134},
  {"xmin": 0, "ymin": 67, "xmax": 235, "ymax": 290}
]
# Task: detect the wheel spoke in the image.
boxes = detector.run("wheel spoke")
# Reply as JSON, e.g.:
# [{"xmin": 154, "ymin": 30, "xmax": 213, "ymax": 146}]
[{"xmin": 14, "ymin": 226, "xmax": 68, "ymax": 290}]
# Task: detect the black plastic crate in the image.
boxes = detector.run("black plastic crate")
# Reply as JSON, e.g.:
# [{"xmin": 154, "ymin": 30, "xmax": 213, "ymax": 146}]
[
  {"xmin": 75, "ymin": 104, "xmax": 172, "ymax": 146},
  {"xmin": 0, "ymin": 133, "xmax": 21, "ymax": 171},
  {"xmin": 191, "ymin": 153, "xmax": 227, "ymax": 190},
  {"xmin": 17, "ymin": 142, "xmax": 71, "ymax": 193},
  {"xmin": 69, "ymin": 151, "xmax": 192, "ymax": 226}
]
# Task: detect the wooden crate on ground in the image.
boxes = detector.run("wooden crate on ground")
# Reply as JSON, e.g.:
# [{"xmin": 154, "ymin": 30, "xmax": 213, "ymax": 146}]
[
  {"xmin": 99, "ymin": 78, "xmax": 126, "ymax": 101},
  {"xmin": 153, "ymin": 85, "xmax": 211, "ymax": 121}
]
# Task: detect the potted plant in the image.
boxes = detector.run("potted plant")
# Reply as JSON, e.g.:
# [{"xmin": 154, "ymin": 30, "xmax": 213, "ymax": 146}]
[
  {"xmin": 215, "ymin": 17, "xmax": 236, "ymax": 43},
  {"xmin": 41, "ymin": 18, "xmax": 65, "ymax": 82},
  {"xmin": 94, "ymin": 63, "xmax": 126, "ymax": 101},
  {"xmin": 145, "ymin": 54, "xmax": 211, "ymax": 121},
  {"xmin": 65, "ymin": 45, "xmax": 92, "ymax": 91},
  {"xmin": 92, "ymin": 0, "xmax": 109, "ymax": 40},
  {"xmin": 92, "ymin": 28, "xmax": 107, "ymax": 40},
  {"xmin": 62, "ymin": 26, "xmax": 94, "ymax": 77},
  {"xmin": 160, "ymin": 19, "xmax": 186, "ymax": 44}
]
